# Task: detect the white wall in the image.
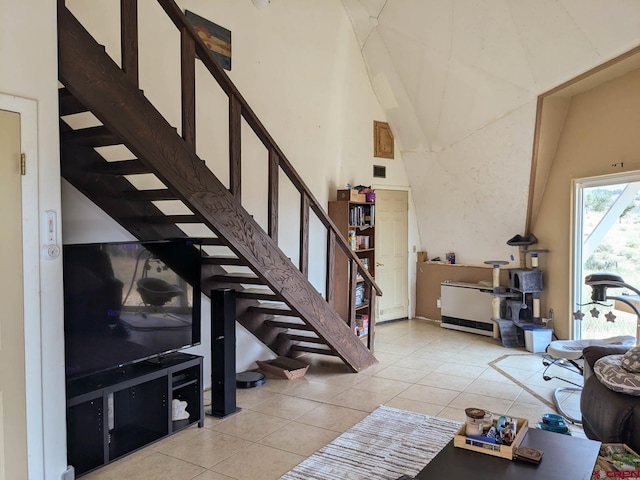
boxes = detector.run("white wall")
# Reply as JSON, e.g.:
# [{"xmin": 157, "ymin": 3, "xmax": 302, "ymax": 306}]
[{"xmin": 0, "ymin": 1, "xmax": 67, "ymax": 478}]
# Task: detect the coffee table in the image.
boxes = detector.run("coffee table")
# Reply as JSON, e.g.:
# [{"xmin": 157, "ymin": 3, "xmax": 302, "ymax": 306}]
[{"xmin": 414, "ymin": 428, "xmax": 600, "ymax": 480}]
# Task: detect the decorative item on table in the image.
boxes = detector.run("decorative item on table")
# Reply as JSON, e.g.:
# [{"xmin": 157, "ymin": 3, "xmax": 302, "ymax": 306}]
[
  {"xmin": 454, "ymin": 411, "xmax": 529, "ymax": 459},
  {"xmin": 465, "ymin": 407, "xmax": 485, "ymax": 436},
  {"xmin": 537, "ymin": 413, "xmax": 570, "ymax": 435},
  {"xmin": 593, "ymin": 443, "xmax": 640, "ymax": 477},
  {"xmin": 446, "ymin": 252, "xmax": 456, "ymax": 264}
]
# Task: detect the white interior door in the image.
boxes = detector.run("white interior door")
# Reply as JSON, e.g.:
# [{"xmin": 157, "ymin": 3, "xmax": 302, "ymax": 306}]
[
  {"xmin": 0, "ymin": 109, "xmax": 28, "ymax": 479},
  {"xmin": 375, "ymin": 190, "xmax": 408, "ymax": 322}
]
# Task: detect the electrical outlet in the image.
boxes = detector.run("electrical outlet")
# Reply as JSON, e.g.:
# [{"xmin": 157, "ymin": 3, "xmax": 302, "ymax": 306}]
[{"xmin": 436, "ymin": 298, "xmax": 441, "ymax": 308}]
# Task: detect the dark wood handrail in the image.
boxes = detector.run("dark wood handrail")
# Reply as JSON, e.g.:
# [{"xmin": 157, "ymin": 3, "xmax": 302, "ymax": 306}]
[{"xmin": 154, "ymin": 0, "xmax": 381, "ymax": 299}]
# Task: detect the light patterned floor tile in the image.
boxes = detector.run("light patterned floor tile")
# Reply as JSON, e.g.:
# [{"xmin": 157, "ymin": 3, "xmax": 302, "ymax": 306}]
[
  {"xmin": 210, "ymin": 410, "xmax": 290, "ymax": 442},
  {"xmin": 326, "ymin": 387, "xmax": 395, "ymax": 412},
  {"xmin": 296, "ymin": 403, "xmax": 369, "ymax": 432},
  {"xmin": 249, "ymin": 394, "xmax": 321, "ymax": 420},
  {"xmin": 373, "ymin": 365, "xmax": 429, "ymax": 383},
  {"xmin": 384, "ymin": 397, "xmax": 445, "ymax": 416},
  {"xmin": 417, "ymin": 372, "xmax": 474, "ymax": 391},
  {"xmin": 154, "ymin": 428, "xmax": 252, "ymax": 468},
  {"xmin": 398, "ymin": 384, "xmax": 461, "ymax": 406},
  {"xmin": 351, "ymin": 375, "xmax": 413, "ymax": 396},
  {"xmin": 211, "ymin": 443, "xmax": 304, "ymax": 480},
  {"xmin": 259, "ymin": 421, "xmax": 339, "ymax": 456}
]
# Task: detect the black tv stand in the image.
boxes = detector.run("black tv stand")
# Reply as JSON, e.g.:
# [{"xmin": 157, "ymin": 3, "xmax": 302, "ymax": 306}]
[{"xmin": 65, "ymin": 352, "xmax": 203, "ymax": 477}]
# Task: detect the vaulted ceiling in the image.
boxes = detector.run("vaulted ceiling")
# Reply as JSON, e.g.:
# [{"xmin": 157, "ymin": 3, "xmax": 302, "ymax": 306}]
[{"xmin": 343, "ymin": 0, "xmax": 640, "ymax": 152}]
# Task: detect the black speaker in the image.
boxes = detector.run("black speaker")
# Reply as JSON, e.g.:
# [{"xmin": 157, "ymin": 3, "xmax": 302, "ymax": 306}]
[{"xmin": 208, "ymin": 288, "xmax": 239, "ymax": 417}]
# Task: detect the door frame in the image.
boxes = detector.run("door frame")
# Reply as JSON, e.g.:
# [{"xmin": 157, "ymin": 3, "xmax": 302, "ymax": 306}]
[
  {"xmin": 571, "ymin": 170, "xmax": 640, "ymax": 340},
  {"xmin": 372, "ymin": 185, "xmax": 412, "ymax": 320},
  {"xmin": 0, "ymin": 93, "xmax": 44, "ymax": 478}
]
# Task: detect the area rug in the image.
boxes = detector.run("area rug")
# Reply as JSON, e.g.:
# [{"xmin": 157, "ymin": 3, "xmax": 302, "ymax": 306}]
[{"xmin": 280, "ymin": 405, "xmax": 462, "ymax": 480}]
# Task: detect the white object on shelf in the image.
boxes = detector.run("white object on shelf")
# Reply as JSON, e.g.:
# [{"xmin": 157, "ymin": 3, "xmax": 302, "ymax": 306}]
[{"xmin": 172, "ymin": 399, "xmax": 189, "ymax": 421}]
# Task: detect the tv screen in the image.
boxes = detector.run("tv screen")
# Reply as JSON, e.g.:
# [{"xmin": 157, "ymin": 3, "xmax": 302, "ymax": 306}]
[{"xmin": 63, "ymin": 239, "xmax": 201, "ymax": 381}]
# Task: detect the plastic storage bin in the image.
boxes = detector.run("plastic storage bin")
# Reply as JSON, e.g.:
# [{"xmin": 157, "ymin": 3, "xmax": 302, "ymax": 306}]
[{"xmin": 522, "ymin": 325, "xmax": 552, "ymax": 353}]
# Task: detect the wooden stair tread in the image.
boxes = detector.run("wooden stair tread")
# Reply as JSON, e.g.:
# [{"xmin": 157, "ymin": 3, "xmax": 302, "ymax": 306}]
[
  {"xmin": 235, "ymin": 288, "xmax": 278, "ymax": 300},
  {"xmin": 119, "ymin": 189, "xmax": 178, "ymax": 201},
  {"xmin": 121, "ymin": 214, "xmax": 203, "ymax": 224},
  {"xmin": 87, "ymin": 159, "xmax": 152, "ymax": 175},
  {"xmin": 199, "ymin": 238, "xmax": 226, "ymax": 246},
  {"xmin": 280, "ymin": 333, "xmax": 323, "ymax": 343},
  {"xmin": 210, "ymin": 272, "xmax": 263, "ymax": 284},
  {"xmin": 201, "ymin": 255, "xmax": 244, "ymax": 266},
  {"xmin": 61, "ymin": 125, "xmax": 122, "ymax": 147},
  {"xmin": 263, "ymin": 319, "xmax": 312, "ymax": 330},
  {"xmin": 291, "ymin": 345, "xmax": 337, "ymax": 356},
  {"xmin": 249, "ymin": 303, "xmax": 295, "ymax": 315}
]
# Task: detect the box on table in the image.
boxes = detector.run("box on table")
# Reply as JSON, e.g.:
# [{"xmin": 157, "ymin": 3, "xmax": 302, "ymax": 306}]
[
  {"xmin": 337, "ymin": 189, "xmax": 366, "ymax": 202},
  {"xmin": 256, "ymin": 356, "xmax": 309, "ymax": 379},
  {"xmin": 453, "ymin": 417, "xmax": 528, "ymax": 460},
  {"xmin": 592, "ymin": 443, "xmax": 640, "ymax": 479},
  {"xmin": 417, "ymin": 251, "xmax": 428, "ymax": 262}
]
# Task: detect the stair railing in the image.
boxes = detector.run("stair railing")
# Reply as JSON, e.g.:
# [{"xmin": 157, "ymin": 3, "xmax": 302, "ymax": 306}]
[{"xmin": 81, "ymin": 0, "xmax": 382, "ymax": 343}]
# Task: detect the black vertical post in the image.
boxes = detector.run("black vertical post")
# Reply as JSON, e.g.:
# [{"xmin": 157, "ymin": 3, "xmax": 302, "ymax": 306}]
[{"xmin": 208, "ymin": 288, "xmax": 239, "ymax": 417}]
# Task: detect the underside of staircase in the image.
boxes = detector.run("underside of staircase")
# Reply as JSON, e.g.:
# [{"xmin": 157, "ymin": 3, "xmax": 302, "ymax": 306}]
[{"xmin": 57, "ymin": 1, "xmax": 379, "ymax": 372}]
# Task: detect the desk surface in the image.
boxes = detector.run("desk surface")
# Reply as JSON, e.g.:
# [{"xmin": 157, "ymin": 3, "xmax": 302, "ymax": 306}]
[{"xmin": 415, "ymin": 428, "xmax": 600, "ymax": 480}]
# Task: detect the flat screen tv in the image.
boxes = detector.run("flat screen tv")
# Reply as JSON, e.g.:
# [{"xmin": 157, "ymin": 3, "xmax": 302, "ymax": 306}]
[{"xmin": 63, "ymin": 239, "xmax": 202, "ymax": 381}]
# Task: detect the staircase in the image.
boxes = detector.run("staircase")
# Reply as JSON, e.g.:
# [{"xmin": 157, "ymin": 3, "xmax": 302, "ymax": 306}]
[{"xmin": 57, "ymin": 0, "xmax": 381, "ymax": 372}]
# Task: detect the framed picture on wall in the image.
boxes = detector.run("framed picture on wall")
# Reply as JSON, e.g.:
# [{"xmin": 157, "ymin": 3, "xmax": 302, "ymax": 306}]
[
  {"xmin": 374, "ymin": 120, "xmax": 394, "ymax": 159},
  {"xmin": 185, "ymin": 10, "xmax": 232, "ymax": 71}
]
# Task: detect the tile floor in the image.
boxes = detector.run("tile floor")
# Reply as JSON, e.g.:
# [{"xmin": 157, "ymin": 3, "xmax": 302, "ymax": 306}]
[{"xmin": 82, "ymin": 319, "xmax": 586, "ymax": 480}]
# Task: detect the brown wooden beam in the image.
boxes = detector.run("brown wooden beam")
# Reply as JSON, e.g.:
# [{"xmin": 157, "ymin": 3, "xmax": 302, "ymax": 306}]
[
  {"xmin": 299, "ymin": 193, "xmax": 310, "ymax": 276},
  {"xmin": 120, "ymin": 0, "xmax": 139, "ymax": 87},
  {"xmin": 348, "ymin": 258, "xmax": 358, "ymax": 329},
  {"xmin": 229, "ymin": 94, "xmax": 241, "ymax": 200},
  {"xmin": 181, "ymin": 27, "xmax": 196, "ymax": 149},
  {"xmin": 268, "ymin": 147, "xmax": 279, "ymax": 241},
  {"xmin": 367, "ymin": 287, "xmax": 376, "ymax": 353},
  {"xmin": 326, "ymin": 229, "xmax": 335, "ymax": 304},
  {"xmin": 58, "ymin": 88, "xmax": 86, "ymax": 116}
]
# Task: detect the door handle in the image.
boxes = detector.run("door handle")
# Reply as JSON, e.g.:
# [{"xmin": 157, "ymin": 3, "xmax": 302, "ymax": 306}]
[{"xmin": 376, "ymin": 262, "xmax": 384, "ymax": 267}]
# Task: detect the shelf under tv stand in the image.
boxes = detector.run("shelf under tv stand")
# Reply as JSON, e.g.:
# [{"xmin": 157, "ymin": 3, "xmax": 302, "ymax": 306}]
[{"xmin": 65, "ymin": 352, "xmax": 203, "ymax": 477}]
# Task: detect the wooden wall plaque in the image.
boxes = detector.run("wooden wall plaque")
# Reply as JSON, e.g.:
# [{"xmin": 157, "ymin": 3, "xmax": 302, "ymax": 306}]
[{"xmin": 374, "ymin": 120, "xmax": 394, "ymax": 159}]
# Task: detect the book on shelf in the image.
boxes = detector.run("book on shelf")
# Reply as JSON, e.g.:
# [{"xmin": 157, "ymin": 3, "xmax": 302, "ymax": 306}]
[{"xmin": 349, "ymin": 204, "xmax": 375, "ymax": 227}]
